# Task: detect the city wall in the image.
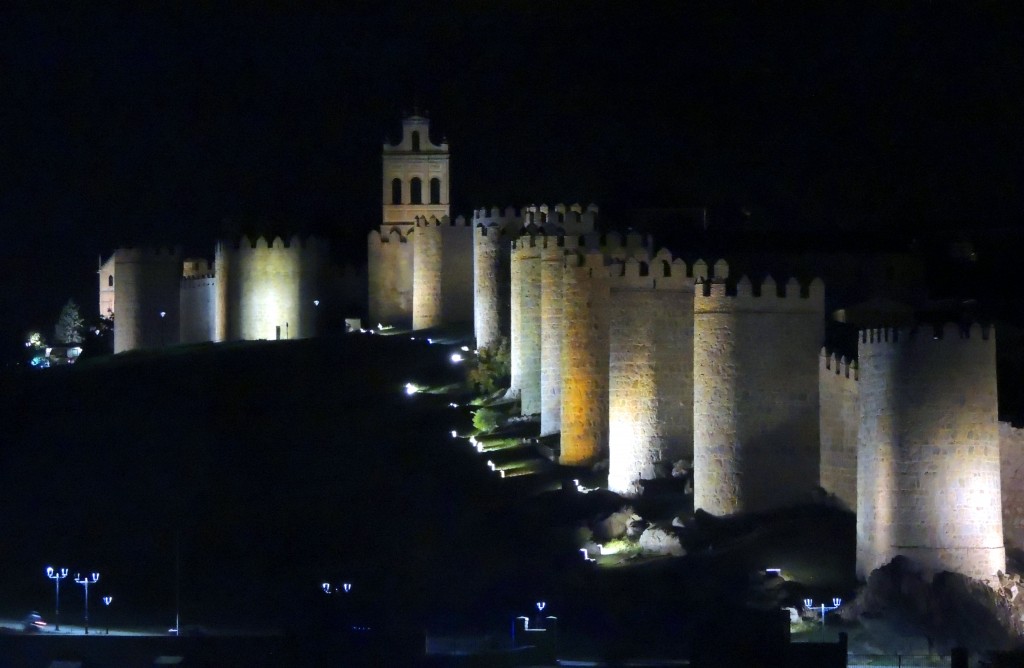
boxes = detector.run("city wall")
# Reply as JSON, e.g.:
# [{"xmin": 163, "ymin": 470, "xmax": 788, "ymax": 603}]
[
  {"xmin": 368, "ymin": 227, "xmax": 413, "ymax": 327},
  {"xmin": 819, "ymin": 351, "xmax": 859, "ymax": 510}
]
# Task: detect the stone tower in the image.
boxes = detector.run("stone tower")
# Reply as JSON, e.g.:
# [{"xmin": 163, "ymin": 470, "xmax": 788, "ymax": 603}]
[
  {"xmin": 607, "ymin": 251, "xmax": 700, "ymax": 496},
  {"xmin": 369, "ymin": 114, "xmax": 452, "ymax": 328},
  {"xmin": 856, "ymin": 324, "xmax": 1005, "ymax": 581},
  {"xmin": 473, "ymin": 207, "xmax": 522, "ymax": 350},
  {"xmin": 693, "ymin": 262, "xmax": 825, "ymax": 515},
  {"xmin": 107, "ymin": 246, "xmax": 183, "ymax": 354},
  {"xmin": 382, "ymin": 114, "xmax": 450, "ymax": 227}
]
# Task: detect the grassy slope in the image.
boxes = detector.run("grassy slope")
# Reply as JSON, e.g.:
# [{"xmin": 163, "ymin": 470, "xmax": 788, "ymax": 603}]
[{"xmin": 0, "ymin": 333, "xmax": 858, "ymax": 654}]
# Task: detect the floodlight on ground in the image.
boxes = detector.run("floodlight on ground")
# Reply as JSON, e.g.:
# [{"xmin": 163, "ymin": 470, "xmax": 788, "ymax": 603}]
[
  {"xmin": 450, "ymin": 353, "xmax": 464, "ymax": 363},
  {"xmin": 45, "ymin": 566, "xmax": 69, "ymax": 631},
  {"xmin": 74, "ymin": 572, "xmax": 99, "ymax": 635},
  {"xmin": 405, "ymin": 383, "xmax": 417, "ymax": 395},
  {"xmin": 451, "ymin": 430, "xmax": 458, "ymax": 438},
  {"xmin": 460, "ymin": 346, "xmax": 470, "ymax": 352}
]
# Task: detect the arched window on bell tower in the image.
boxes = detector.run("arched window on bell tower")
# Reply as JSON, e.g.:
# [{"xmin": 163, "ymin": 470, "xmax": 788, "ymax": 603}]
[
  {"xmin": 391, "ymin": 178, "xmax": 402, "ymax": 204},
  {"xmin": 410, "ymin": 177, "xmax": 423, "ymax": 205},
  {"xmin": 430, "ymin": 178, "xmax": 441, "ymax": 205}
]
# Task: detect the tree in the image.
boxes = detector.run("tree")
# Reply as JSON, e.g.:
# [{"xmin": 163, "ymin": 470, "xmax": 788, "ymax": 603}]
[
  {"xmin": 56, "ymin": 299, "xmax": 85, "ymax": 344},
  {"xmin": 467, "ymin": 337, "xmax": 511, "ymax": 395}
]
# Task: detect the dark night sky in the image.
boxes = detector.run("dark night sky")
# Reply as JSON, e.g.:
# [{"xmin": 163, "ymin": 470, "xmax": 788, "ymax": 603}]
[{"xmin": 1, "ymin": 4, "xmax": 1022, "ymax": 356}]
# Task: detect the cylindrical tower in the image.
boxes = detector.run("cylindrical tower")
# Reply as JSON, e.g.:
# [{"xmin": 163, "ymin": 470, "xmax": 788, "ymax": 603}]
[
  {"xmin": 112, "ymin": 246, "xmax": 183, "ymax": 353},
  {"xmin": 856, "ymin": 324, "xmax": 1004, "ymax": 581},
  {"xmin": 413, "ymin": 216, "xmax": 443, "ymax": 330},
  {"xmin": 560, "ymin": 250, "xmax": 611, "ymax": 466},
  {"xmin": 215, "ymin": 235, "xmax": 328, "ymax": 342},
  {"xmin": 607, "ymin": 252, "xmax": 699, "ymax": 495},
  {"xmin": 540, "ymin": 235, "xmax": 572, "ymax": 436},
  {"xmin": 511, "ymin": 234, "xmax": 542, "ymax": 414},
  {"xmin": 180, "ymin": 258, "xmax": 216, "ymax": 344},
  {"xmin": 693, "ymin": 263, "xmax": 825, "ymax": 515},
  {"xmin": 473, "ymin": 206, "xmax": 521, "ymax": 350}
]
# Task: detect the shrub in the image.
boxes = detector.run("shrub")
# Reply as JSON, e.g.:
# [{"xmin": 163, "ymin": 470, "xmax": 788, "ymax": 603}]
[{"xmin": 467, "ymin": 337, "xmax": 510, "ymax": 395}]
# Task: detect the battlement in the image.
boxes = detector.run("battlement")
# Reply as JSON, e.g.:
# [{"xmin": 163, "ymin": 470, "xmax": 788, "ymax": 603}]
[
  {"xmin": 859, "ymin": 322, "xmax": 993, "ymax": 347},
  {"xmin": 566, "ymin": 248, "xmax": 613, "ymax": 274},
  {"xmin": 820, "ymin": 348, "xmax": 859, "ymax": 381},
  {"xmin": 369, "ymin": 227, "xmax": 411, "ymax": 245},
  {"xmin": 182, "ymin": 258, "xmax": 213, "ymax": 279},
  {"xmin": 606, "ymin": 251, "xmax": 704, "ymax": 291},
  {"xmin": 217, "ymin": 234, "xmax": 329, "ymax": 253},
  {"xmin": 520, "ymin": 203, "xmax": 598, "ymax": 233},
  {"xmin": 414, "ymin": 214, "xmax": 471, "ymax": 228},
  {"xmin": 181, "ymin": 274, "xmax": 216, "ymax": 288},
  {"xmin": 474, "ymin": 206, "xmax": 522, "ymax": 224},
  {"xmin": 695, "ymin": 273, "xmax": 825, "ymax": 309}
]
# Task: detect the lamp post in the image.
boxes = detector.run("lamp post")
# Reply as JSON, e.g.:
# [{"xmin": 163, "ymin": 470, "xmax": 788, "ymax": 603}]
[
  {"xmin": 102, "ymin": 596, "xmax": 112, "ymax": 635},
  {"xmin": 45, "ymin": 567, "xmax": 68, "ymax": 631},
  {"xmin": 803, "ymin": 597, "xmax": 842, "ymax": 638},
  {"xmin": 159, "ymin": 311, "xmax": 166, "ymax": 347},
  {"xmin": 75, "ymin": 572, "xmax": 99, "ymax": 635}
]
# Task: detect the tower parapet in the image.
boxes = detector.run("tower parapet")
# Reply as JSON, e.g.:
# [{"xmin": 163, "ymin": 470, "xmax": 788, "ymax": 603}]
[
  {"xmin": 819, "ymin": 349, "xmax": 859, "ymax": 510},
  {"xmin": 110, "ymin": 246, "xmax": 183, "ymax": 353},
  {"xmin": 856, "ymin": 323, "xmax": 1004, "ymax": 581},
  {"xmin": 607, "ymin": 251, "xmax": 700, "ymax": 495},
  {"xmin": 693, "ymin": 262, "xmax": 826, "ymax": 515},
  {"xmin": 215, "ymin": 235, "xmax": 329, "ymax": 342}
]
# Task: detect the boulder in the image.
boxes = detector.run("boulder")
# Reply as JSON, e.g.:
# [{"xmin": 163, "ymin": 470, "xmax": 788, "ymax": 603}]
[{"xmin": 638, "ymin": 526, "xmax": 685, "ymax": 557}]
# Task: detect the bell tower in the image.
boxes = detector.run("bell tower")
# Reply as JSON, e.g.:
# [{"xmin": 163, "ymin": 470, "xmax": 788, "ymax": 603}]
[{"xmin": 382, "ymin": 114, "xmax": 450, "ymax": 227}]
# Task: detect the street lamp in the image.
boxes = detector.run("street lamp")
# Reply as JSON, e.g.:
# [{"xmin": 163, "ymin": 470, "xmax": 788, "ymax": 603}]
[
  {"xmin": 102, "ymin": 596, "xmax": 112, "ymax": 635},
  {"xmin": 45, "ymin": 567, "xmax": 68, "ymax": 631},
  {"xmin": 803, "ymin": 597, "xmax": 842, "ymax": 637},
  {"xmin": 159, "ymin": 311, "xmax": 166, "ymax": 346},
  {"xmin": 75, "ymin": 572, "xmax": 100, "ymax": 635}
]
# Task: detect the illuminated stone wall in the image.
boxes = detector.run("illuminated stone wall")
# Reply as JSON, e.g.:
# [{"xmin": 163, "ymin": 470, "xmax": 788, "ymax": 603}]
[
  {"xmin": 1000, "ymin": 422, "xmax": 1024, "ymax": 552},
  {"xmin": 382, "ymin": 115, "xmax": 449, "ymax": 226},
  {"xmin": 411, "ymin": 215, "xmax": 472, "ymax": 330},
  {"xmin": 473, "ymin": 207, "xmax": 521, "ymax": 350},
  {"xmin": 215, "ymin": 235, "xmax": 328, "ymax": 342},
  {"xmin": 560, "ymin": 250, "xmax": 611, "ymax": 466},
  {"xmin": 693, "ymin": 263, "xmax": 825, "ymax": 515},
  {"xmin": 511, "ymin": 234, "xmax": 542, "ymax": 414},
  {"xmin": 819, "ymin": 351, "xmax": 859, "ymax": 510},
  {"xmin": 607, "ymin": 251, "xmax": 700, "ymax": 495},
  {"xmin": 111, "ymin": 246, "xmax": 183, "ymax": 353},
  {"xmin": 856, "ymin": 325, "xmax": 1005, "ymax": 581},
  {"xmin": 367, "ymin": 227, "xmax": 413, "ymax": 328},
  {"xmin": 98, "ymin": 254, "xmax": 115, "ymax": 318},
  {"xmin": 540, "ymin": 236, "xmax": 573, "ymax": 436},
  {"xmin": 180, "ymin": 258, "xmax": 217, "ymax": 344}
]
